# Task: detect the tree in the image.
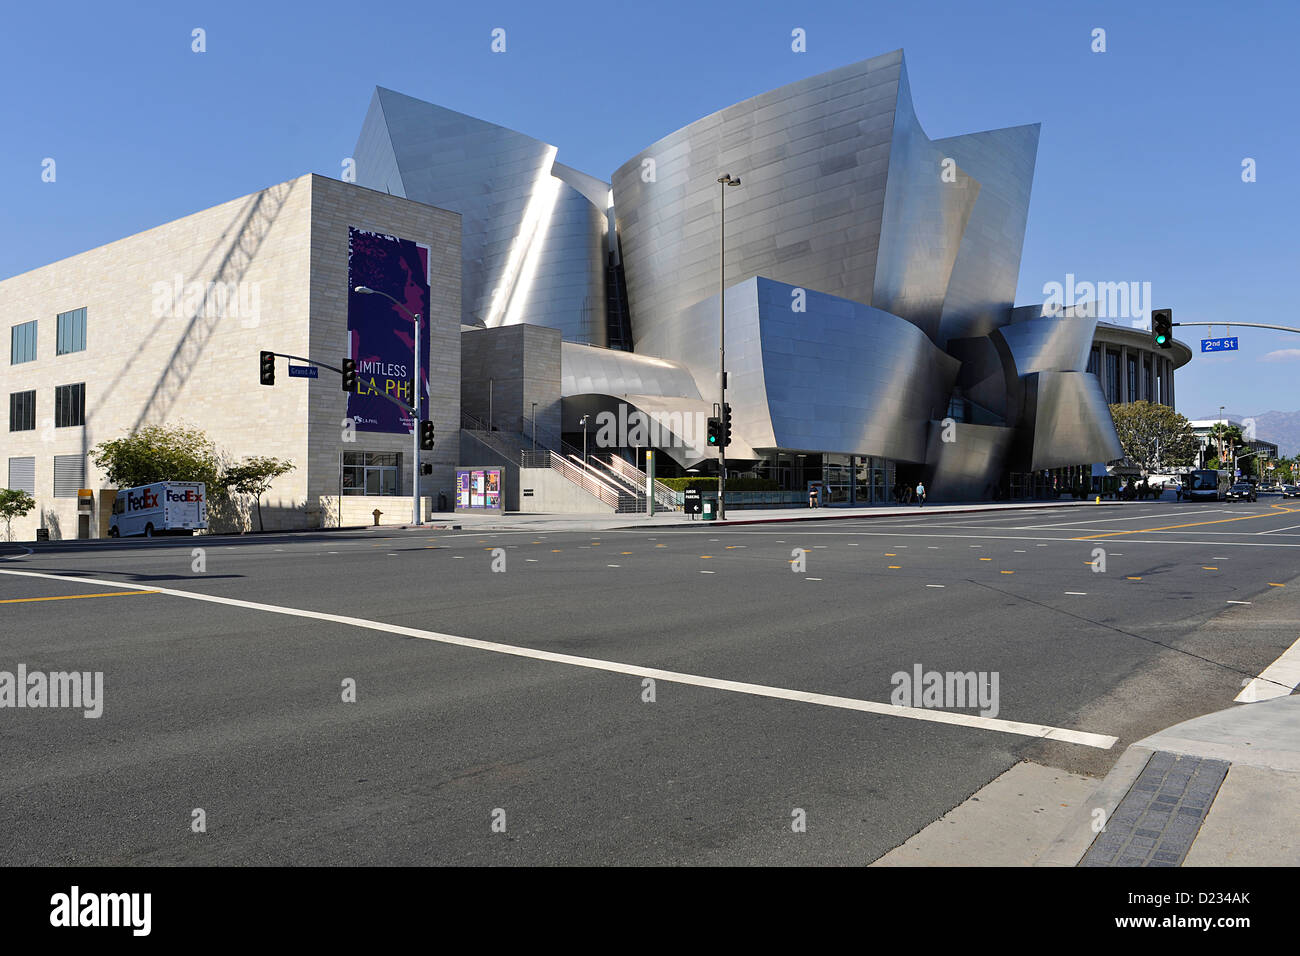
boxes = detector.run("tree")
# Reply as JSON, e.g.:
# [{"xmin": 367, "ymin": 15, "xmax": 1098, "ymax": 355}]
[
  {"xmin": 90, "ymin": 423, "xmax": 225, "ymax": 494},
  {"xmin": 0, "ymin": 488, "xmax": 37, "ymax": 542},
  {"xmin": 1207, "ymin": 422, "xmax": 1245, "ymax": 466},
  {"xmin": 222, "ymin": 457, "xmax": 295, "ymax": 531},
  {"xmin": 1108, "ymin": 401, "xmax": 1200, "ymax": 474}
]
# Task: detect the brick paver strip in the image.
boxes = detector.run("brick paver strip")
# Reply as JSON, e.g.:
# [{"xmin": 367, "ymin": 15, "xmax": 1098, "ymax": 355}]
[{"xmin": 1080, "ymin": 751, "xmax": 1229, "ymax": 867}]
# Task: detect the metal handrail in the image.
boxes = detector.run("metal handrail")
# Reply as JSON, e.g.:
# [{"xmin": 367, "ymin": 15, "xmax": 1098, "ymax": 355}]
[{"xmin": 604, "ymin": 454, "xmax": 679, "ymax": 510}]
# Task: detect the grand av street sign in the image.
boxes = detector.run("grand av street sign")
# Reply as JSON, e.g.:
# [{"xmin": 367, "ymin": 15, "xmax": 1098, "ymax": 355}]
[
  {"xmin": 288, "ymin": 365, "xmax": 319, "ymax": 378},
  {"xmin": 1201, "ymin": 337, "xmax": 1239, "ymax": 352}
]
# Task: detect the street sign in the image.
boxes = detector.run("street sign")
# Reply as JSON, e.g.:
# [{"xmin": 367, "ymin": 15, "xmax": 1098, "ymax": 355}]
[
  {"xmin": 683, "ymin": 488, "xmax": 702, "ymax": 515},
  {"xmin": 288, "ymin": 365, "xmax": 319, "ymax": 378},
  {"xmin": 1201, "ymin": 337, "xmax": 1238, "ymax": 352}
]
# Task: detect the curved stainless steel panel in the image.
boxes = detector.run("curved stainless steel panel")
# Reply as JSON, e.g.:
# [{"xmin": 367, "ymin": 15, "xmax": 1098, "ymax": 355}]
[
  {"xmin": 1021, "ymin": 371, "xmax": 1123, "ymax": 470},
  {"xmin": 355, "ymin": 88, "xmax": 608, "ymax": 345},
  {"xmin": 995, "ymin": 315, "xmax": 1097, "ymax": 375},
  {"xmin": 925, "ymin": 422, "xmax": 1015, "ymax": 500},
  {"xmin": 637, "ymin": 277, "xmax": 959, "ymax": 462},
  {"xmin": 561, "ymin": 342, "xmax": 702, "ymax": 399}
]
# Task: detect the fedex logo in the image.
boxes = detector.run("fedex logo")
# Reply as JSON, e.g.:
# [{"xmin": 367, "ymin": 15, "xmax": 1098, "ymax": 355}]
[
  {"xmin": 126, "ymin": 489, "xmax": 159, "ymax": 511},
  {"xmin": 166, "ymin": 489, "xmax": 203, "ymax": 504}
]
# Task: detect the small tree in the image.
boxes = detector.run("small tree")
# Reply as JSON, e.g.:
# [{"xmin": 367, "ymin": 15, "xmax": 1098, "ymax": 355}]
[
  {"xmin": 1108, "ymin": 401, "xmax": 1199, "ymax": 474},
  {"xmin": 91, "ymin": 423, "xmax": 225, "ymax": 494},
  {"xmin": 223, "ymin": 457, "xmax": 295, "ymax": 531},
  {"xmin": 0, "ymin": 488, "xmax": 37, "ymax": 542}
]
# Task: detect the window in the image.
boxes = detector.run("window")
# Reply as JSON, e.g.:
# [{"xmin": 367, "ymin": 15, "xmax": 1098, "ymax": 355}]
[
  {"xmin": 53, "ymin": 455, "xmax": 85, "ymax": 497},
  {"xmin": 56, "ymin": 307, "xmax": 86, "ymax": 355},
  {"xmin": 55, "ymin": 383, "xmax": 85, "ymax": 427},
  {"xmin": 1127, "ymin": 356, "xmax": 1139, "ymax": 403},
  {"xmin": 341, "ymin": 451, "xmax": 400, "ymax": 495},
  {"xmin": 9, "ymin": 390, "xmax": 35, "ymax": 431},
  {"xmin": 11, "ymin": 320, "xmax": 37, "ymax": 364},
  {"xmin": 8, "ymin": 457, "xmax": 36, "ymax": 494},
  {"xmin": 1105, "ymin": 351, "xmax": 1120, "ymax": 403}
]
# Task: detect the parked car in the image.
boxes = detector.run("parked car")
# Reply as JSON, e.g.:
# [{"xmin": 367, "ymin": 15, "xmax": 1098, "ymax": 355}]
[
  {"xmin": 1282, "ymin": 485, "xmax": 1300, "ymax": 498},
  {"xmin": 1225, "ymin": 482, "xmax": 1257, "ymax": 502}
]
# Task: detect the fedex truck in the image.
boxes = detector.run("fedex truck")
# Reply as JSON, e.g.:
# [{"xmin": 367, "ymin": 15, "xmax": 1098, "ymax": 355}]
[{"xmin": 108, "ymin": 482, "xmax": 208, "ymax": 537}]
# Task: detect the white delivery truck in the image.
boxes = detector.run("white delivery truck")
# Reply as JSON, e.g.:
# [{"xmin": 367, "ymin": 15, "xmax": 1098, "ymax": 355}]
[{"xmin": 108, "ymin": 482, "xmax": 208, "ymax": 537}]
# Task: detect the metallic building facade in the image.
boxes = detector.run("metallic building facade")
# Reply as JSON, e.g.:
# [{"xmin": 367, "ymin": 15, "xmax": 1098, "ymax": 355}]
[
  {"xmin": 362, "ymin": 49, "xmax": 1131, "ymax": 498},
  {"xmin": 354, "ymin": 88, "xmax": 609, "ymax": 346}
]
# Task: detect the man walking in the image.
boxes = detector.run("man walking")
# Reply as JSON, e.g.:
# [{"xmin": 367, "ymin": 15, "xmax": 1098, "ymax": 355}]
[{"xmin": 915, "ymin": 481, "xmax": 926, "ymax": 507}]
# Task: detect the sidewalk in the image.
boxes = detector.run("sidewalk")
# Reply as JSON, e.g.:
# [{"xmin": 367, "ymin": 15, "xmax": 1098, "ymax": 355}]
[
  {"xmin": 874, "ymin": 696, "xmax": 1300, "ymax": 867},
  {"xmin": 396, "ymin": 498, "xmax": 1121, "ymax": 534},
  {"xmin": 1039, "ymin": 695, "xmax": 1300, "ymax": 866}
]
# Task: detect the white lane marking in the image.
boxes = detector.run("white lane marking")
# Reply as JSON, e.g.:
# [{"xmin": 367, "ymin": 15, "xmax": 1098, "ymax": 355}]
[
  {"xmin": 806, "ymin": 577, "xmax": 823, "ymax": 581},
  {"xmin": 1236, "ymin": 628, "xmax": 1300, "ymax": 702},
  {"xmin": 699, "ymin": 570, "xmax": 715, "ymax": 574},
  {"xmin": 1065, "ymin": 591, "xmax": 1087, "ymax": 595},
  {"xmin": 606, "ymin": 564, "xmax": 621, "ymax": 568},
  {"xmin": 1260, "ymin": 524, "xmax": 1300, "ymax": 534},
  {"xmin": 925, "ymin": 584, "xmax": 945, "ymax": 588},
  {"xmin": 1226, "ymin": 600, "xmax": 1252, "ymax": 605},
  {"xmin": 1014, "ymin": 550, "xmax": 1026, "ymax": 553},
  {"xmin": 0, "ymin": 568, "xmax": 1116, "ymax": 749},
  {"xmin": 453, "ymin": 556, "xmax": 464, "ymax": 560},
  {"xmin": 927, "ymin": 546, "xmax": 939, "ymax": 549},
  {"xmin": 848, "ymin": 543, "xmax": 860, "ymax": 546}
]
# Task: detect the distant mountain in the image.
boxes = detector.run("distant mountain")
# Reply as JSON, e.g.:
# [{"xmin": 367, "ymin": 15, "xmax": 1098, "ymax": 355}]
[{"xmin": 1191, "ymin": 409, "xmax": 1300, "ymax": 457}]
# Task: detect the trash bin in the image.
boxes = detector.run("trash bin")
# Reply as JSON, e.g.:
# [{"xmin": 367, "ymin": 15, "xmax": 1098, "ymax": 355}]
[{"xmin": 702, "ymin": 497, "xmax": 717, "ymax": 521}]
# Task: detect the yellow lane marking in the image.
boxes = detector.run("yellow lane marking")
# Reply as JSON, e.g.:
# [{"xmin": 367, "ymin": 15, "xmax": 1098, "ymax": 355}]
[
  {"xmin": 1127, "ymin": 576, "xmax": 1142, "ymax": 580},
  {"xmin": 0, "ymin": 589, "xmax": 160, "ymax": 605},
  {"xmin": 620, "ymin": 552, "xmax": 632, "ymax": 555},
  {"xmin": 1269, "ymin": 583, "xmax": 1285, "ymax": 587},
  {"xmin": 1203, "ymin": 566, "xmax": 1218, "ymax": 571},
  {"xmin": 1000, "ymin": 570, "xmax": 1014, "ymax": 574},
  {"xmin": 701, "ymin": 555, "xmax": 712, "ymax": 559},
  {"xmin": 1073, "ymin": 504, "xmax": 1300, "ymax": 539},
  {"xmin": 655, "ymin": 544, "xmax": 666, "ymax": 548},
  {"xmin": 551, "ymin": 549, "xmax": 562, "ymax": 552},
  {"xmin": 979, "ymin": 557, "xmax": 992, "ymax": 562},
  {"xmin": 888, "ymin": 565, "xmax": 901, "ymax": 569}
]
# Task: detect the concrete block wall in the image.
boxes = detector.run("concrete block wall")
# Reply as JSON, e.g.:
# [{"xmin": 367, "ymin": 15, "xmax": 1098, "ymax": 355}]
[
  {"xmin": 460, "ymin": 324, "xmax": 561, "ymax": 440},
  {"xmin": 0, "ymin": 173, "xmax": 463, "ymax": 540}
]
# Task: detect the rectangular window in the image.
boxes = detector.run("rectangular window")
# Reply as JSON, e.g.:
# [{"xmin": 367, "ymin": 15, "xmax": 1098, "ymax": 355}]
[
  {"xmin": 53, "ymin": 455, "xmax": 85, "ymax": 498},
  {"xmin": 9, "ymin": 390, "xmax": 36, "ymax": 431},
  {"xmin": 341, "ymin": 451, "xmax": 400, "ymax": 495},
  {"xmin": 1127, "ymin": 356, "xmax": 1139, "ymax": 403},
  {"xmin": 1105, "ymin": 351, "xmax": 1120, "ymax": 404},
  {"xmin": 8, "ymin": 456, "xmax": 36, "ymax": 494},
  {"xmin": 56, "ymin": 307, "xmax": 87, "ymax": 355},
  {"xmin": 10, "ymin": 320, "xmax": 37, "ymax": 364},
  {"xmin": 55, "ymin": 383, "xmax": 85, "ymax": 427}
]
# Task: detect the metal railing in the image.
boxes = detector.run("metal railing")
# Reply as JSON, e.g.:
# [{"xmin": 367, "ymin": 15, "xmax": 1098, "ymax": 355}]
[{"xmin": 604, "ymin": 453, "xmax": 679, "ymax": 511}]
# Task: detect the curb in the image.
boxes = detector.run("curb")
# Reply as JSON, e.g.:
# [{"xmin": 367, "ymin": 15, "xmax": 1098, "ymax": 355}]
[{"xmin": 1035, "ymin": 746, "xmax": 1155, "ymax": 866}]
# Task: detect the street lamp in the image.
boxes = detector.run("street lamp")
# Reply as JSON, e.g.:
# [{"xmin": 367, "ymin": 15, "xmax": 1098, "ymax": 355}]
[
  {"xmin": 716, "ymin": 172, "xmax": 741, "ymax": 520},
  {"xmin": 580, "ymin": 414, "xmax": 590, "ymax": 467},
  {"xmin": 354, "ymin": 285, "xmax": 423, "ymax": 526}
]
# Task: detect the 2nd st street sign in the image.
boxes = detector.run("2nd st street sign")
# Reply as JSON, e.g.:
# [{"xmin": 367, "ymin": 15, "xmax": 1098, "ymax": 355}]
[{"xmin": 1201, "ymin": 337, "xmax": 1239, "ymax": 352}]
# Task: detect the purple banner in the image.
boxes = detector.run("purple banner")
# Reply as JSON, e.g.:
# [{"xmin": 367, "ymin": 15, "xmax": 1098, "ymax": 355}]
[{"xmin": 346, "ymin": 228, "xmax": 431, "ymax": 433}]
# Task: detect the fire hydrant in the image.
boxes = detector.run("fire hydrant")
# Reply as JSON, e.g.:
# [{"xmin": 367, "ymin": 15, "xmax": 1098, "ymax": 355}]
[
  {"xmin": 372, "ymin": 509, "xmax": 383, "ymax": 526},
  {"xmin": 1095, "ymin": 495, "xmax": 1101, "ymax": 504}
]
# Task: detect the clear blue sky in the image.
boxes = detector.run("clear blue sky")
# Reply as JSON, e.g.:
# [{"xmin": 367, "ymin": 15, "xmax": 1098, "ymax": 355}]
[{"xmin": 2, "ymin": 0, "xmax": 1296, "ymax": 417}]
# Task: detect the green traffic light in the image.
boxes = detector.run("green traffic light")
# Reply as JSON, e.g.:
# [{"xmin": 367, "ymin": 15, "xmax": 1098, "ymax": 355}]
[{"xmin": 1155, "ymin": 334, "xmax": 1167, "ymax": 344}]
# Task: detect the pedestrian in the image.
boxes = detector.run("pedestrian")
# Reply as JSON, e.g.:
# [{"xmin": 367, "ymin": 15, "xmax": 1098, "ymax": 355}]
[
  {"xmin": 915, "ymin": 481, "xmax": 926, "ymax": 506},
  {"xmin": 808, "ymin": 485, "xmax": 818, "ymax": 509}
]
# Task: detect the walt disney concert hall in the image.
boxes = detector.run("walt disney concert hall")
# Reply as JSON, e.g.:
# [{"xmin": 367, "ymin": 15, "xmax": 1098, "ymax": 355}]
[{"xmin": 354, "ymin": 48, "xmax": 1123, "ymax": 503}]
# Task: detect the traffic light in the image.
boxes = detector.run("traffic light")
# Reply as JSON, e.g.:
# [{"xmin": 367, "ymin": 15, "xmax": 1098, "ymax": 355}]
[
  {"xmin": 721, "ymin": 403, "xmax": 733, "ymax": 447},
  {"xmin": 420, "ymin": 419, "xmax": 435, "ymax": 451},
  {"xmin": 707, "ymin": 416, "xmax": 721, "ymax": 447},
  {"xmin": 259, "ymin": 350, "xmax": 275, "ymax": 386},
  {"xmin": 1152, "ymin": 309, "xmax": 1173, "ymax": 349},
  {"xmin": 341, "ymin": 358, "xmax": 356, "ymax": 392}
]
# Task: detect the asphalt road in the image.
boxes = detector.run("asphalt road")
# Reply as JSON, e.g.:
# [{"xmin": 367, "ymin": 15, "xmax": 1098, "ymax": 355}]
[{"xmin": 2, "ymin": 497, "xmax": 1297, "ymax": 865}]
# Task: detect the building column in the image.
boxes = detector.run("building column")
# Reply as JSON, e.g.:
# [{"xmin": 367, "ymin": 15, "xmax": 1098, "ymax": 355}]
[
  {"xmin": 1167, "ymin": 358, "xmax": 1175, "ymax": 410},
  {"xmin": 1119, "ymin": 346, "xmax": 1128, "ymax": 402}
]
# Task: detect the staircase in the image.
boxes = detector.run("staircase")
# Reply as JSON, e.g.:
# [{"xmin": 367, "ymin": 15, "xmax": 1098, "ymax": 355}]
[{"xmin": 462, "ymin": 411, "xmax": 679, "ymax": 513}]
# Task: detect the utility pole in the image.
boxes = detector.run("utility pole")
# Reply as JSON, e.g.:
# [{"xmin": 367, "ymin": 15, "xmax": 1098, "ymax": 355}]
[{"xmin": 716, "ymin": 173, "xmax": 741, "ymax": 519}]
